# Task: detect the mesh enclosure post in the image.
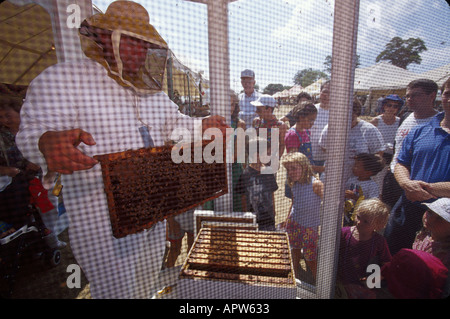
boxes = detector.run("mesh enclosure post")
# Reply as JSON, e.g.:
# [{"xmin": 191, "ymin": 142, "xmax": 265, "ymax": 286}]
[{"xmin": 315, "ymin": 0, "xmax": 361, "ymax": 299}]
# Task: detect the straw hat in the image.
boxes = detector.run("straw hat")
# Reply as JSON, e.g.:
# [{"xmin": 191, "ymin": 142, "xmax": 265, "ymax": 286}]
[
  {"xmin": 79, "ymin": 1, "xmax": 169, "ymax": 94},
  {"xmin": 84, "ymin": 1, "xmax": 167, "ymax": 48}
]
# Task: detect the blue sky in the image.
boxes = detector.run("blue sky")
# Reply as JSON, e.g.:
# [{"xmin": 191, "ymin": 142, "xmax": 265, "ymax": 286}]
[{"xmin": 94, "ymin": 0, "xmax": 450, "ymax": 92}]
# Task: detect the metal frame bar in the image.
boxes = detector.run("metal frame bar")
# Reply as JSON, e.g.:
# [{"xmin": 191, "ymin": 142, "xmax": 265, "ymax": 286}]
[{"xmin": 315, "ymin": 0, "xmax": 360, "ymax": 299}]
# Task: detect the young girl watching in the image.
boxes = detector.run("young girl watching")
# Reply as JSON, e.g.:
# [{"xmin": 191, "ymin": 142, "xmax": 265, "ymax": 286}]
[
  {"xmin": 344, "ymin": 153, "xmax": 385, "ymax": 225},
  {"xmin": 346, "ymin": 153, "xmax": 384, "ymax": 198},
  {"xmin": 413, "ymin": 197, "xmax": 450, "ymax": 270},
  {"xmin": 284, "ymin": 101, "xmax": 323, "ymax": 174},
  {"xmin": 338, "ymin": 198, "xmax": 392, "ymax": 297},
  {"xmin": 281, "ymin": 152, "xmax": 323, "ymax": 280}
]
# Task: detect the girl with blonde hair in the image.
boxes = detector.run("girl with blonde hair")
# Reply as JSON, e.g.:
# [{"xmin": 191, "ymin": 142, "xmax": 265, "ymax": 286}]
[
  {"xmin": 337, "ymin": 198, "xmax": 392, "ymax": 298},
  {"xmin": 281, "ymin": 152, "xmax": 323, "ymax": 279}
]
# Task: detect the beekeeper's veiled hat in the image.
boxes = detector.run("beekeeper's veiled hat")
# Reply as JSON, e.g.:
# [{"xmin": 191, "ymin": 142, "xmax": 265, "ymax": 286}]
[{"xmin": 79, "ymin": 1, "xmax": 169, "ymax": 95}]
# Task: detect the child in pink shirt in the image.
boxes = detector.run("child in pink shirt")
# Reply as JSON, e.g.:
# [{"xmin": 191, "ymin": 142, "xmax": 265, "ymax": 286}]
[
  {"xmin": 337, "ymin": 198, "xmax": 392, "ymax": 298},
  {"xmin": 284, "ymin": 101, "xmax": 323, "ymax": 173}
]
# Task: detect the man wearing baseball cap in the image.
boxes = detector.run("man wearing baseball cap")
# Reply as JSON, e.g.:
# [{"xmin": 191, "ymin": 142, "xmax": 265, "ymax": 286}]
[{"xmin": 239, "ymin": 69, "xmax": 261, "ymax": 129}]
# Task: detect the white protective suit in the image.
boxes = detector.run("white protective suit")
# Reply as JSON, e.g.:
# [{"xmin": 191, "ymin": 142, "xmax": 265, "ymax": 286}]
[{"xmin": 16, "ymin": 58, "xmax": 197, "ymax": 298}]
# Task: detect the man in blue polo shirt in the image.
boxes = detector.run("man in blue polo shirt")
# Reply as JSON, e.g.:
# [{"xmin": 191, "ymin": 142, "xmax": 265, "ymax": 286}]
[
  {"xmin": 238, "ymin": 69, "xmax": 262, "ymax": 129},
  {"xmin": 385, "ymin": 77, "xmax": 450, "ymax": 255}
]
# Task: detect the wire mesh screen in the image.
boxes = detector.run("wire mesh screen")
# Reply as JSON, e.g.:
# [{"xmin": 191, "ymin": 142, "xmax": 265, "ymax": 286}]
[{"xmin": 0, "ymin": 0, "xmax": 449, "ymax": 302}]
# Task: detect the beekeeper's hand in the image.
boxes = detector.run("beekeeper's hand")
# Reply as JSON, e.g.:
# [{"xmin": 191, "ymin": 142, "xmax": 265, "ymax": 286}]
[{"xmin": 38, "ymin": 129, "xmax": 98, "ymax": 174}]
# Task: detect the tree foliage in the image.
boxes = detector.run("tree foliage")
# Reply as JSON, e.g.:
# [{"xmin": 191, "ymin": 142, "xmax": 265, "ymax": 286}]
[
  {"xmin": 293, "ymin": 68, "xmax": 329, "ymax": 87},
  {"xmin": 376, "ymin": 37, "xmax": 427, "ymax": 69},
  {"xmin": 263, "ymin": 83, "xmax": 290, "ymax": 95}
]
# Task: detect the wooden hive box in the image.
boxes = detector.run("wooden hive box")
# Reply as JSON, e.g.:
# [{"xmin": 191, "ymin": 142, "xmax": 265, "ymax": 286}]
[
  {"xmin": 94, "ymin": 141, "xmax": 227, "ymax": 238},
  {"xmin": 178, "ymin": 228, "xmax": 297, "ymax": 299},
  {"xmin": 193, "ymin": 209, "xmax": 257, "ymax": 235}
]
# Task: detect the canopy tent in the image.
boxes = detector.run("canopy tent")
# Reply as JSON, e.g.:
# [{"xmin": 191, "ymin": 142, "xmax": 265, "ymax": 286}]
[
  {"xmin": 273, "ymin": 89, "xmax": 288, "ymax": 98},
  {"xmin": 272, "ymin": 90, "xmax": 281, "ymax": 98},
  {"xmin": 358, "ymin": 62, "xmax": 450, "ymax": 114},
  {"xmin": 166, "ymin": 50, "xmax": 210, "ymax": 114},
  {"xmin": 303, "ymin": 77, "xmax": 328, "ymax": 96},
  {"xmin": 287, "ymin": 84, "xmax": 303, "ymax": 96},
  {"xmin": 272, "ymin": 78, "xmax": 328, "ymax": 102},
  {"xmin": 353, "ymin": 62, "xmax": 416, "ymax": 114},
  {"xmin": 417, "ymin": 63, "xmax": 450, "ymax": 88},
  {"xmin": 272, "ymin": 85, "xmax": 303, "ymax": 105},
  {"xmin": 0, "ymin": 1, "xmax": 57, "ymax": 86},
  {"xmin": 272, "ymin": 88, "xmax": 291, "ymax": 105},
  {"xmin": 353, "ymin": 61, "xmax": 417, "ymax": 93}
]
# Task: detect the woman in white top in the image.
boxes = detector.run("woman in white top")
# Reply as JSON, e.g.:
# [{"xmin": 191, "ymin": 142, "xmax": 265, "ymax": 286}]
[{"xmin": 370, "ymin": 95, "xmax": 403, "ymax": 192}]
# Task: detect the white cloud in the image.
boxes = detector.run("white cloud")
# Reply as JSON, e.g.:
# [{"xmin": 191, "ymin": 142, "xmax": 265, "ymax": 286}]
[{"xmin": 271, "ymin": 0, "xmax": 334, "ymax": 50}]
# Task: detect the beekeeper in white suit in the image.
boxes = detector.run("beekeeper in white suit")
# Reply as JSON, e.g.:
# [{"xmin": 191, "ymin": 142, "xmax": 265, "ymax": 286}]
[{"xmin": 16, "ymin": 1, "xmax": 227, "ymax": 299}]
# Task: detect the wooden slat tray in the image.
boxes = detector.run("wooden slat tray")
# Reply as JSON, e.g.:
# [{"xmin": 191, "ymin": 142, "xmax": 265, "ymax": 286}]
[
  {"xmin": 193, "ymin": 210, "xmax": 257, "ymax": 235},
  {"xmin": 94, "ymin": 141, "xmax": 227, "ymax": 238},
  {"xmin": 180, "ymin": 228, "xmax": 295, "ymax": 285}
]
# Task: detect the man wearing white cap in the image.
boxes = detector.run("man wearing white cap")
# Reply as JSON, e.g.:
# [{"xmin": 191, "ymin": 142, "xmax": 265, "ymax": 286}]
[{"xmin": 239, "ymin": 69, "xmax": 261, "ymax": 129}]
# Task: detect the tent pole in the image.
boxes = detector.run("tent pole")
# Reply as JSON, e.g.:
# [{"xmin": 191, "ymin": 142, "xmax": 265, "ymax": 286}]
[
  {"xmin": 167, "ymin": 55, "xmax": 174, "ymax": 100},
  {"xmin": 187, "ymin": 72, "xmax": 191, "ymax": 116}
]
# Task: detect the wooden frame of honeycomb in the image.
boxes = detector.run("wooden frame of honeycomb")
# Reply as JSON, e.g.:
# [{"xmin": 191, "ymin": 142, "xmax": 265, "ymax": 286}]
[{"xmin": 94, "ymin": 141, "xmax": 227, "ymax": 238}]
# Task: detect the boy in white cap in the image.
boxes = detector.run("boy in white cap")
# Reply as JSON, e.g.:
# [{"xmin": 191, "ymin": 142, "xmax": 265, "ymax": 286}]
[
  {"xmin": 16, "ymin": 1, "xmax": 227, "ymax": 299},
  {"xmin": 239, "ymin": 69, "xmax": 261, "ymax": 129},
  {"xmin": 251, "ymin": 94, "xmax": 287, "ymax": 160}
]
